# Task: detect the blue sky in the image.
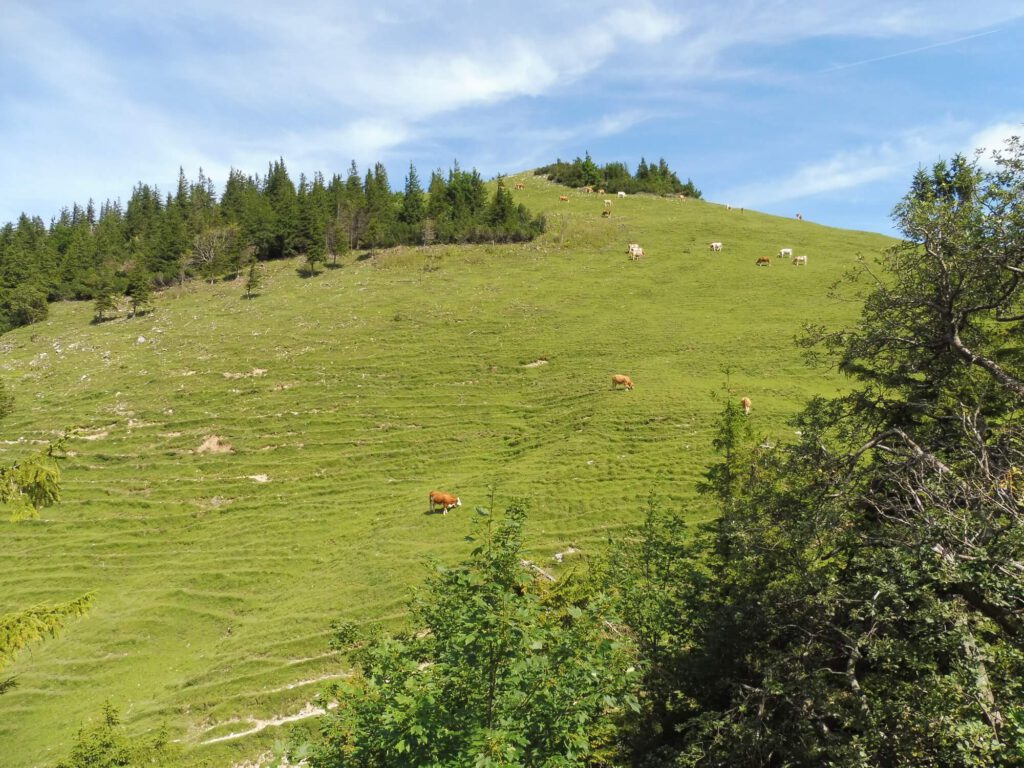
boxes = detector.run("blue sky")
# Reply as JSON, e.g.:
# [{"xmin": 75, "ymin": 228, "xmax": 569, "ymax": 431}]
[{"xmin": 2, "ymin": 1, "xmax": 1022, "ymax": 235}]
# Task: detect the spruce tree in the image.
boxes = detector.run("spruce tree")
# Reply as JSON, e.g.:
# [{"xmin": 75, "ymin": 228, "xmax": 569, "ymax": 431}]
[{"xmin": 398, "ymin": 162, "xmax": 426, "ymax": 243}]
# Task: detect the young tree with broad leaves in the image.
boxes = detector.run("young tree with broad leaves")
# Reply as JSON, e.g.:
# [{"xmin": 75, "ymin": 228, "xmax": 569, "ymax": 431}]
[{"xmin": 311, "ymin": 503, "xmax": 640, "ymax": 768}]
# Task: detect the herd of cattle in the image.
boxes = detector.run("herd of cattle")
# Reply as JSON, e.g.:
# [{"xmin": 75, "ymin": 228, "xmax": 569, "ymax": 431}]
[
  {"xmin": 515, "ymin": 181, "xmax": 810, "ymax": 266},
  {"xmin": 429, "ymin": 182, "xmax": 778, "ymax": 515},
  {"xmin": 625, "ymin": 240, "xmax": 808, "ymax": 266}
]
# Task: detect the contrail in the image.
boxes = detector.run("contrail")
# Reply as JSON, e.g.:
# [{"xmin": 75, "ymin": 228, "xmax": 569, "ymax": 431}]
[{"xmin": 824, "ymin": 28, "xmax": 1001, "ymax": 72}]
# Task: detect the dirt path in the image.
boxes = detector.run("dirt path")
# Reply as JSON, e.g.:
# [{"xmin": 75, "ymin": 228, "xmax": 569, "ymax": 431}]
[{"xmin": 200, "ymin": 700, "xmax": 338, "ymax": 745}]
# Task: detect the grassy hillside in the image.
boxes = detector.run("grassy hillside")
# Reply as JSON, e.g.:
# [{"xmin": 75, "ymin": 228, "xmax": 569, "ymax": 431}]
[{"xmin": 0, "ymin": 176, "xmax": 893, "ymax": 766}]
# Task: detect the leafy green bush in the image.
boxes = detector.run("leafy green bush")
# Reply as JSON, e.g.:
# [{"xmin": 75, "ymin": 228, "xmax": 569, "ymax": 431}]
[{"xmin": 311, "ymin": 502, "xmax": 639, "ymax": 767}]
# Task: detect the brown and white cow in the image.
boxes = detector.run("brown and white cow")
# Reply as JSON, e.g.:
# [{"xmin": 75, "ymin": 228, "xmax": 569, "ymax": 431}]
[
  {"xmin": 741, "ymin": 397, "xmax": 752, "ymax": 415},
  {"xmin": 514, "ymin": 182, "xmax": 525, "ymax": 190},
  {"xmin": 755, "ymin": 256, "xmax": 771, "ymax": 267},
  {"xmin": 792, "ymin": 255, "xmax": 808, "ymax": 266},
  {"xmin": 611, "ymin": 374, "xmax": 634, "ymax": 390},
  {"xmin": 429, "ymin": 491, "xmax": 461, "ymax": 514}
]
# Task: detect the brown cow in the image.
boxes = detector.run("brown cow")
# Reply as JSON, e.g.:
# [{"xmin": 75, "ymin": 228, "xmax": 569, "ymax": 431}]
[
  {"xmin": 429, "ymin": 490, "xmax": 461, "ymax": 514},
  {"xmin": 741, "ymin": 397, "xmax": 752, "ymax": 415},
  {"xmin": 611, "ymin": 374, "xmax": 634, "ymax": 390},
  {"xmin": 755, "ymin": 256, "xmax": 771, "ymax": 267},
  {"xmin": 514, "ymin": 182, "xmax": 525, "ymax": 190},
  {"xmin": 559, "ymin": 195, "xmax": 569, "ymax": 202},
  {"xmin": 601, "ymin": 209, "xmax": 611, "ymax": 218}
]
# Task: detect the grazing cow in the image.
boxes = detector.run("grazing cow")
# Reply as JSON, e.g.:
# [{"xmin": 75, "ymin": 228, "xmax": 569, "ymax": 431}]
[
  {"xmin": 559, "ymin": 195, "xmax": 569, "ymax": 202},
  {"xmin": 611, "ymin": 374, "xmax": 634, "ymax": 390},
  {"xmin": 601, "ymin": 209, "xmax": 611, "ymax": 218},
  {"xmin": 756, "ymin": 256, "xmax": 771, "ymax": 266},
  {"xmin": 627, "ymin": 243, "xmax": 644, "ymax": 260},
  {"xmin": 604, "ymin": 199, "xmax": 612, "ymax": 207},
  {"xmin": 741, "ymin": 397, "xmax": 752, "ymax": 415},
  {"xmin": 429, "ymin": 490, "xmax": 461, "ymax": 515},
  {"xmin": 779, "ymin": 247, "xmax": 793, "ymax": 258},
  {"xmin": 792, "ymin": 255, "xmax": 808, "ymax": 266},
  {"xmin": 583, "ymin": 186, "xmax": 593, "ymax": 194},
  {"xmin": 597, "ymin": 188, "xmax": 605, "ymax": 194},
  {"xmin": 514, "ymin": 182, "xmax": 525, "ymax": 190},
  {"xmin": 617, "ymin": 191, "xmax": 627, "ymax": 198},
  {"xmin": 709, "ymin": 241, "xmax": 723, "ymax": 252}
]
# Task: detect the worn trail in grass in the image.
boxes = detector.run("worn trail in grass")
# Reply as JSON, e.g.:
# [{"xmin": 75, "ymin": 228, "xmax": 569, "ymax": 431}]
[{"xmin": 0, "ymin": 177, "xmax": 893, "ymax": 766}]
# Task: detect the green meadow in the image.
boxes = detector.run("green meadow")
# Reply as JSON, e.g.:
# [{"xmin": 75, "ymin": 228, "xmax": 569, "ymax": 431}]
[{"xmin": 0, "ymin": 176, "xmax": 893, "ymax": 766}]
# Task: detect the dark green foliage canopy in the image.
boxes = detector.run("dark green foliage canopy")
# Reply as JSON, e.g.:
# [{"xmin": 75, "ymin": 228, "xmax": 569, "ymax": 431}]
[
  {"xmin": 535, "ymin": 152, "xmax": 702, "ymax": 198},
  {"xmin": 605, "ymin": 143, "xmax": 1024, "ymax": 766},
  {"xmin": 0, "ymin": 159, "xmax": 545, "ymax": 334}
]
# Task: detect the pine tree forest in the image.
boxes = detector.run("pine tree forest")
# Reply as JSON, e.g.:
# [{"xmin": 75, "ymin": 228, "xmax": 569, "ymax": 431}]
[{"xmin": 0, "ymin": 160, "xmax": 547, "ymax": 334}]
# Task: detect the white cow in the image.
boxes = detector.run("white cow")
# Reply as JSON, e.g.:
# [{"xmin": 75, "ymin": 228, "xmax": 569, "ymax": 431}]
[
  {"xmin": 709, "ymin": 242, "xmax": 723, "ymax": 252},
  {"xmin": 792, "ymin": 255, "xmax": 808, "ymax": 266},
  {"xmin": 779, "ymin": 247, "xmax": 793, "ymax": 258},
  {"xmin": 604, "ymin": 199, "xmax": 612, "ymax": 207},
  {"xmin": 617, "ymin": 191, "xmax": 627, "ymax": 198},
  {"xmin": 627, "ymin": 243, "xmax": 644, "ymax": 260}
]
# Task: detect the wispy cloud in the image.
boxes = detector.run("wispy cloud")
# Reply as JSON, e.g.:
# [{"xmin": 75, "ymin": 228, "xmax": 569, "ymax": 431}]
[
  {"xmin": 823, "ymin": 28, "xmax": 1003, "ymax": 72},
  {"xmin": 2, "ymin": 0, "xmax": 1023, "ymax": 228},
  {"xmin": 722, "ymin": 118, "xmax": 1024, "ymax": 209}
]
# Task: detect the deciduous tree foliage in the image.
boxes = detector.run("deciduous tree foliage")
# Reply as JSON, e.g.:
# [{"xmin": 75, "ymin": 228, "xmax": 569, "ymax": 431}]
[
  {"xmin": 311, "ymin": 503, "xmax": 639, "ymax": 768},
  {"xmin": 608, "ymin": 142, "xmax": 1024, "ymax": 766}
]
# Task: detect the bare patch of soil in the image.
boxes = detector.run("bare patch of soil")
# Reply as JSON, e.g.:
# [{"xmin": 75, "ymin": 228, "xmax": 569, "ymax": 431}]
[{"xmin": 196, "ymin": 435, "xmax": 234, "ymax": 454}]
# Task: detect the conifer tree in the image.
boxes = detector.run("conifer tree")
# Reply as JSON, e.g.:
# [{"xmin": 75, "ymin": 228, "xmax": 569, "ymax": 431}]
[
  {"xmin": 264, "ymin": 158, "xmax": 299, "ymax": 259},
  {"xmin": 243, "ymin": 258, "xmax": 264, "ymax": 299},
  {"xmin": 399, "ymin": 162, "xmax": 426, "ymax": 243}
]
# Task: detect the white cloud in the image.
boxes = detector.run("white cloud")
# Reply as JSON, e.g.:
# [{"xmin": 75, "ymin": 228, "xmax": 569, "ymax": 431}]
[
  {"xmin": 969, "ymin": 121, "xmax": 1024, "ymax": 168},
  {"xmin": 723, "ymin": 118, "xmax": 1024, "ymax": 208},
  {"xmin": 2, "ymin": 0, "xmax": 1022, "ymax": 224}
]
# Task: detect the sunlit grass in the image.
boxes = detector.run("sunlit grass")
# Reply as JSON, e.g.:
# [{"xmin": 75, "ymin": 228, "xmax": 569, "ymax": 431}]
[{"xmin": 0, "ymin": 176, "xmax": 893, "ymax": 766}]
